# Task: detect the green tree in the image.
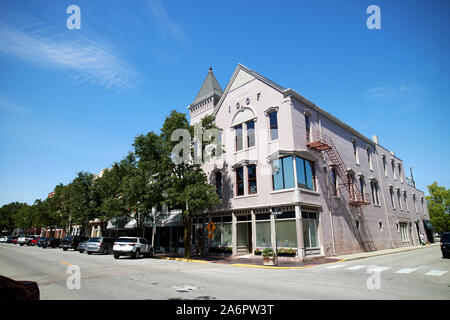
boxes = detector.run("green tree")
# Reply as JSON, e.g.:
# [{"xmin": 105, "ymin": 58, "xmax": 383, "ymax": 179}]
[
  {"xmin": 0, "ymin": 202, "xmax": 25, "ymax": 234},
  {"xmin": 93, "ymin": 162, "xmax": 129, "ymax": 236},
  {"xmin": 65, "ymin": 172, "xmax": 97, "ymax": 235},
  {"xmin": 13, "ymin": 204, "xmax": 37, "ymax": 234},
  {"xmin": 33, "ymin": 198, "xmax": 61, "ymax": 237},
  {"xmin": 160, "ymin": 110, "xmax": 220, "ymax": 258},
  {"xmin": 426, "ymin": 182, "xmax": 450, "ymax": 234}
]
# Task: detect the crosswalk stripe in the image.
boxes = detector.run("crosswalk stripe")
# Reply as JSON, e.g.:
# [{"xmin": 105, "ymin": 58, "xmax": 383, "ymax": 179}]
[
  {"xmin": 325, "ymin": 264, "xmax": 345, "ymax": 269},
  {"xmin": 425, "ymin": 270, "xmax": 447, "ymax": 276},
  {"xmin": 367, "ymin": 266, "xmax": 391, "ymax": 272},
  {"xmin": 395, "ymin": 268, "xmax": 417, "ymax": 274},
  {"xmin": 346, "ymin": 265, "xmax": 367, "ymax": 270}
]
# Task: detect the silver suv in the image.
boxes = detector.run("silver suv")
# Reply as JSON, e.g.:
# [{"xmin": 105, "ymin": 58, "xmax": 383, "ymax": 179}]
[
  {"xmin": 112, "ymin": 237, "xmax": 152, "ymax": 259},
  {"xmin": 86, "ymin": 237, "xmax": 116, "ymax": 255}
]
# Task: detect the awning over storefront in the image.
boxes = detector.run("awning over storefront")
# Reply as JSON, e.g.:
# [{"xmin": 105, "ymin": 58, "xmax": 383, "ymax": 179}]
[
  {"xmin": 107, "ymin": 217, "xmax": 137, "ymax": 230},
  {"xmin": 156, "ymin": 210, "xmax": 183, "ymax": 227},
  {"xmin": 423, "ymin": 220, "xmax": 434, "ymax": 231}
]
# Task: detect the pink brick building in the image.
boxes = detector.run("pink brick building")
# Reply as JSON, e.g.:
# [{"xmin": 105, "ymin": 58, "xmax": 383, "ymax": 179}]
[{"xmin": 188, "ymin": 64, "xmax": 432, "ymax": 259}]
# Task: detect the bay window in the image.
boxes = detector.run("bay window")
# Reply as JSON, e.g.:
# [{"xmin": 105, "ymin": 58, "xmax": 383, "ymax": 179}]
[
  {"xmin": 235, "ymin": 167, "xmax": 244, "ymax": 196},
  {"xmin": 272, "ymin": 156, "xmax": 294, "ymax": 190},
  {"xmin": 247, "ymin": 164, "xmax": 257, "ymax": 194},
  {"xmin": 295, "ymin": 156, "xmax": 316, "ymax": 191}
]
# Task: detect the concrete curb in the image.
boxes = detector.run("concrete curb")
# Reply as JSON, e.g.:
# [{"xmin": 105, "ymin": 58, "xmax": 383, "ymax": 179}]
[
  {"xmin": 153, "ymin": 255, "xmax": 347, "ymax": 269},
  {"xmin": 153, "ymin": 256, "xmax": 211, "ymax": 264},
  {"xmin": 333, "ymin": 244, "xmax": 440, "ymax": 262}
]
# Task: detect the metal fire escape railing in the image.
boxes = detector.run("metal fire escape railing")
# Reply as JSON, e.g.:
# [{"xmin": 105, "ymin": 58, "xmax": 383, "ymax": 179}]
[{"xmin": 307, "ymin": 132, "xmax": 371, "ymax": 207}]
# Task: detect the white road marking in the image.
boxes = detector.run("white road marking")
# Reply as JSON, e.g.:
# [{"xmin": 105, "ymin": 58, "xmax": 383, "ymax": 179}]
[
  {"xmin": 425, "ymin": 270, "xmax": 448, "ymax": 276},
  {"xmin": 395, "ymin": 268, "xmax": 417, "ymax": 274},
  {"xmin": 367, "ymin": 266, "xmax": 391, "ymax": 273},
  {"xmin": 346, "ymin": 265, "xmax": 367, "ymax": 271},
  {"xmin": 325, "ymin": 264, "xmax": 345, "ymax": 269}
]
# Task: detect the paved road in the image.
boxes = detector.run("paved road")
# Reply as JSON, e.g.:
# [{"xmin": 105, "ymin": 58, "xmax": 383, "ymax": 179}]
[{"xmin": 0, "ymin": 243, "xmax": 448, "ymax": 300}]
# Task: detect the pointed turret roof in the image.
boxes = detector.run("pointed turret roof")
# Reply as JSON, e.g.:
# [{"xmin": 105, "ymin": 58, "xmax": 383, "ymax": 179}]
[{"xmin": 191, "ymin": 66, "xmax": 223, "ymax": 106}]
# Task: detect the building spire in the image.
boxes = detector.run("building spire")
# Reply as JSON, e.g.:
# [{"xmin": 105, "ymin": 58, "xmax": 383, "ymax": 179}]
[{"xmin": 190, "ymin": 66, "xmax": 223, "ymax": 106}]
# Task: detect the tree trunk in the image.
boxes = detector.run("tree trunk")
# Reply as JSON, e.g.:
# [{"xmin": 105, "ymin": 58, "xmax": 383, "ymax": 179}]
[{"xmin": 183, "ymin": 214, "xmax": 192, "ymax": 258}]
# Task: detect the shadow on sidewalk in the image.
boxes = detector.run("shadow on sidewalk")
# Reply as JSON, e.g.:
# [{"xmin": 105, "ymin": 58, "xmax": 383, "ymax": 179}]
[{"xmin": 153, "ymin": 252, "xmax": 341, "ymax": 268}]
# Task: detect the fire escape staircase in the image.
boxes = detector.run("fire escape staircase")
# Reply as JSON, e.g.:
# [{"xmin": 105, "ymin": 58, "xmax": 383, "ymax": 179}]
[{"xmin": 307, "ymin": 132, "xmax": 371, "ymax": 207}]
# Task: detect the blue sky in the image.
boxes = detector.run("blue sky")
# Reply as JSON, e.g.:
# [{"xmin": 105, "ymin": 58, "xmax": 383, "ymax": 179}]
[{"xmin": 0, "ymin": 0, "xmax": 449, "ymax": 205}]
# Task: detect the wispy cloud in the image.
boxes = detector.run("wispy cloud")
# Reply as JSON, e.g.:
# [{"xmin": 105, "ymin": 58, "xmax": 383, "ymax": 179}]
[
  {"xmin": 0, "ymin": 12, "xmax": 141, "ymax": 91},
  {"xmin": 365, "ymin": 85, "xmax": 409, "ymax": 100},
  {"xmin": 364, "ymin": 84, "xmax": 423, "ymax": 113},
  {"xmin": 147, "ymin": 0, "xmax": 189, "ymax": 49},
  {"xmin": 0, "ymin": 97, "xmax": 27, "ymax": 113}
]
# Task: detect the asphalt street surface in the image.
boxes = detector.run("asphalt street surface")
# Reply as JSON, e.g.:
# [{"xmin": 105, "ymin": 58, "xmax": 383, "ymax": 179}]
[{"xmin": 0, "ymin": 243, "xmax": 448, "ymax": 300}]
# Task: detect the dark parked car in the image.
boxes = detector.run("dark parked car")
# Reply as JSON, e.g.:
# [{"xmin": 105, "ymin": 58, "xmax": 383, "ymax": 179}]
[
  {"xmin": 86, "ymin": 237, "xmax": 116, "ymax": 255},
  {"xmin": 441, "ymin": 232, "xmax": 450, "ymax": 258},
  {"xmin": 76, "ymin": 241, "xmax": 88, "ymax": 253},
  {"xmin": 41, "ymin": 238, "xmax": 61, "ymax": 248},
  {"xmin": 37, "ymin": 237, "xmax": 48, "ymax": 247},
  {"xmin": 0, "ymin": 275, "xmax": 40, "ymax": 300},
  {"xmin": 6, "ymin": 236, "xmax": 14, "ymax": 243},
  {"xmin": 61, "ymin": 235, "xmax": 89, "ymax": 251},
  {"xmin": 11, "ymin": 236, "xmax": 18, "ymax": 244}
]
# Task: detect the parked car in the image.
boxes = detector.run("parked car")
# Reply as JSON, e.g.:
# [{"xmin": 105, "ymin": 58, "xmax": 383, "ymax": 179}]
[
  {"xmin": 441, "ymin": 232, "xmax": 450, "ymax": 258},
  {"xmin": 76, "ymin": 241, "xmax": 88, "ymax": 253},
  {"xmin": 0, "ymin": 275, "xmax": 40, "ymax": 300},
  {"xmin": 61, "ymin": 235, "xmax": 89, "ymax": 251},
  {"xmin": 18, "ymin": 235, "xmax": 27, "ymax": 246},
  {"xmin": 86, "ymin": 237, "xmax": 116, "ymax": 255},
  {"xmin": 0, "ymin": 236, "xmax": 7, "ymax": 243},
  {"xmin": 112, "ymin": 237, "xmax": 152, "ymax": 259},
  {"xmin": 12, "ymin": 236, "xmax": 19, "ymax": 244},
  {"xmin": 29, "ymin": 237, "xmax": 41, "ymax": 246},
  {"xmin": 6, "ymin": 236, "xmax": 14, "ymax": 243},
  {"xmin": 37, "ymin": 237, "xmax": 47, "ymax": 247},
  {"xmin": 41, "ymin": 238, "xmax": 61, "ymax": 248},
  {"xmin": 26, "ymin": 235, "xmax": 40, "ymax": 246}
]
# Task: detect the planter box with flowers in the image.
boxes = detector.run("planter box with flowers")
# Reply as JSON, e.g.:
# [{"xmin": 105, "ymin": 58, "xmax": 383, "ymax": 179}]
[
  {"xmin": 277, "ymin": 248, "xmax": 297, "ymax": 257},
  {"xmin": 262, "ymin": 248, "xmax": 278, "ymax": 266}
]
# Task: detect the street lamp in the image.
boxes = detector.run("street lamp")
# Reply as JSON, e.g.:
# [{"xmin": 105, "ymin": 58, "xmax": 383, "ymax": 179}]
[{"xmin": 270, "ymin": 207, "xmax": 282, "ymax": 256}]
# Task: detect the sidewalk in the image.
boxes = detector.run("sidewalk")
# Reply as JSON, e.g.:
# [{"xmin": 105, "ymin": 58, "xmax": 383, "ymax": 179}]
[
  {"xmin": 334, "ymin": 243, "xmax": 440, "ymax": 261},
  {"xmin": 153, "ymin": 252, "xmax": 342, "ymax": 269},
  {"xmin": 153, "ymin": 243, "xmax": 440, "ymax": 268}
]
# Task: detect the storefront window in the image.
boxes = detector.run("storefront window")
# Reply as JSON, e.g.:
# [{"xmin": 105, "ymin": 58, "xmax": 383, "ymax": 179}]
[
  {"xmin": 256, "ymin": 221, "xmax": 271, "ymax": 247},
  {"xmin": 211, "ymin": 222, "xmax": 222, "ymax": 247},
  {"xmin": 302, "ymin": 212, "xmax": 318, "ymax": 248},
  {"xmin": 276, "ymin": 220, "xmax": 297, "ymax": 248},
  {"xmin": 237, "ymin": 223, "xmax": 248, "ymax": 247},
  {"xmin": 222, "ymin": 223, "xmax": 232, "ymax": 246}
]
